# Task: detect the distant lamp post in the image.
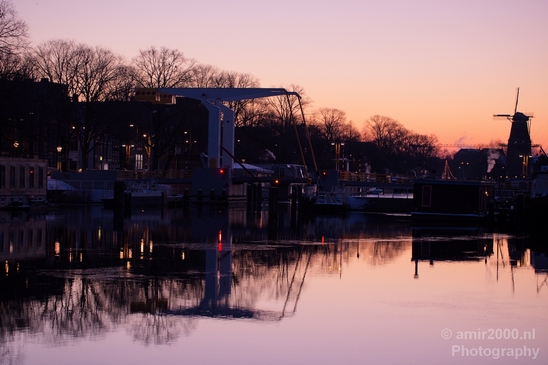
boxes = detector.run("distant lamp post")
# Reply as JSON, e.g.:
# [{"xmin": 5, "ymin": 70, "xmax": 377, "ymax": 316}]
[
  {"xmin": 143, "ymin": 133, "xmax": 153, "ymax": 179},
  {"xmin": 13, "ymin": 141, "xmax": 19, "ymax": 157},
  {"xmin": 331, "ymin": 142, "xmax": 345, "ymax": 171},
  {"xmin": 56, "ymin": 145, "xmax": 63, "ymax": 171},
  {"xmin": 519, "ymin": 154, "xmax": 531, "ymax": 180},
  {"xmin": 121, "ymin": 144, "xmax": 134, "ymax": 169},
  {"xmin": 184, "ymin": 131, "xmax": 193, "ymax": 154}
]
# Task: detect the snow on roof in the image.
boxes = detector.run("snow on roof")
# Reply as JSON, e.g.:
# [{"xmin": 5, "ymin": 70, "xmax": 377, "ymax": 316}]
[{"xmin": 47, "ymin": 178, "xmax": 76, "ymax": 190}]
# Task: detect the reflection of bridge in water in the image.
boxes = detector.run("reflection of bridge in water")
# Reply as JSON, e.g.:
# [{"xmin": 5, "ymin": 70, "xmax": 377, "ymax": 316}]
[
  {"xmin": 159, "ymin": 244, "xmax": 312, "ymax": 322},
  {"xmin": 0, "ymin": 207, "xmax": 415, "ymax": 349}
]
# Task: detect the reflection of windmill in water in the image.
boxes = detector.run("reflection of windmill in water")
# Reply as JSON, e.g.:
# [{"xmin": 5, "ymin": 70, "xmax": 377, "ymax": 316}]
[
  {"xmin": 493, "ymin": 235, "xmax": 548, "ymax": 294},
  {"xmin": 493, "ymin": 88, "xmax": 535, "ymax": 179}
]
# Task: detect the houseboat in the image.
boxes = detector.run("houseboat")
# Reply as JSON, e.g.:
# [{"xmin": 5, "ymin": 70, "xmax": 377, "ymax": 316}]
[
  {"xmin": 411, "ymin": 179, "xmax": 495, "ymax": 224},
  {"xmin": 346, "ymin": 187, "xmax": 413, "ymax": 213}
]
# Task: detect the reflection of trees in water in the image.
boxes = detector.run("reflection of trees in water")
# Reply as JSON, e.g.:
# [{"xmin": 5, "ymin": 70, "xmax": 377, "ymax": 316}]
[
  {"xmin": 0, "ymin": 332, "xmax": 24, "ymax": 365},
  {"xmin": 40, "ymin": 278, "xmax": 113, "ymax": 343},
  {"xmin": 0, "ymin": 237, "xmax": 409, "ymax": 351},
  {"xmin": 314, "ymin": 240, "xmax": 409, "ymax": 274},
  {"xmin": 1, "ymin": 277, "xmax": 122, "ymax": 346},
  {"xmin": 126, "ymin": 313, "xmax": 192, "ymax": 345},
  {"xmin": 126, "ymin": 278, "xmax": 199, "ymax": 344},
  {"xmin": 367, "ymin": 240, "xmax": 408, "ymax": 266},
  {"xmin": 0, "ymin": 276, "xmax": 193, "ymax": 348},
  {"xmin": 316, "ymin": 244, "xmax": 341, "ymax": 274}
]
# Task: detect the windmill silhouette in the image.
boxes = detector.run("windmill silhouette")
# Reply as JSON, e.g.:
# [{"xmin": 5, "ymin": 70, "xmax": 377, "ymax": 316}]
[{"xmin": 493, "ymin": 88, "xmax": 534, "ymax": 179}]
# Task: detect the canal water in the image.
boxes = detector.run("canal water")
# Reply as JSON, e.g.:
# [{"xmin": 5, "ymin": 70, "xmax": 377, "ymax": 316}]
[{"xmin": 0, "ymin": 206, "xmax": 546, "ymax": 365}]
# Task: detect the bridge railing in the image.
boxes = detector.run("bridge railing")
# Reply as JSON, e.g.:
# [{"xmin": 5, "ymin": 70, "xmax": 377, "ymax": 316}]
[
  {"xmin": 339, "ymin": 171, "xmax": 413, "ymax": 184},
  {"xmin": 114, "ymin": 169, "xmax": 417, "ymax": 184},
  {"xmin": 116, "ymin": 169, "xmax": 193, "ymax": 180}
]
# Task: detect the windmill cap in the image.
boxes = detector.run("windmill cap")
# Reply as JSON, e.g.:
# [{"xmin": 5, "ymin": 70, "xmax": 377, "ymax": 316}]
[{"xmin": 512, "ymin": 112, "xmax": 529, "ymax": 122}]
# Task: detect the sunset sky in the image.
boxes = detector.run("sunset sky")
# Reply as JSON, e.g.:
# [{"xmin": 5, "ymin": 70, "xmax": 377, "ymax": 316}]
[{"xmin": 16, "ymin": 0, "xmax": 548, "ymax": 149}]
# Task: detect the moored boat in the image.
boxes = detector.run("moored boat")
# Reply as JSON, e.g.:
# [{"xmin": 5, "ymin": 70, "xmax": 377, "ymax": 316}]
[{"xmin": 314, "ymin": 189, "xmax": 348, "ymax": 213}]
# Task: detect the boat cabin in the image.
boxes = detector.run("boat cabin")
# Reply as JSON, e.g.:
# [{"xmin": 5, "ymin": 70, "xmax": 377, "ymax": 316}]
[{"xmin": 411, "ymin": 179, "xmax": 495, "ymax": 223}]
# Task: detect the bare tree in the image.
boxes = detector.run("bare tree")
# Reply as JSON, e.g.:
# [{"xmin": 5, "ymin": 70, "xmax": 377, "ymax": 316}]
[
  {"xmin": 0, "ymin": 0, "xmax": 29, "ymax": 57},
  {"xmin": 73, "ymin": 44, "xmax": 126, "ymax": 102},
  {"xmin": 106, "ymin": 64, "xmax": 136, "ymax": 102},
  {"xmin": 33, "ymin": 39, "xmax": 80, "ymax": 94},
  {"xmin": 363, "ymin": 115, "xmax": 441, "ymax": 173},
  {"xmin": 189, "ymin": 65, "xmax": 263, "ymax": 127},
  {"xmin": 341, "ymin": 121, "xmax": 362, "ymax": 142},
  {"xmin": 261, "ymin": 85, "xmax": 315, "ymax": 164},
  {"xmin": 236, "ymin": 98, "xmax": 271, "ymax": 128},
  {"xmin": 406, "ymin": 132, "xmax": 439, "ymax": 158},
  {"xmin": 266, "ymin": 84, "xmax": 310, "ymax": 130},
  {"xmin": 314, "ymin": 107, "xmax": 347, "ymax": 141},
  {"xmin": 0, "ymin": 50, "xmax": 35, "ymax": 79},
  {"xmin": 363, "ymin": 115, "xmax": 408, "ymax": 154},
  {"xmin": 33, "ymin": 40, "xmax": 129, "ymax": 169},
  {"xmin": 217, "ymin": 71, "xmax": 261, "ymax": 127},
  {"xmin": 34, "ymin": 40, "xmax": 128, "ymax": 101},
  {"xmin": 131, "ymin": 46, "xmax": 196, "ymax": 88},
  {"xmin": 189, "ymin": 63, "xmax": 220, "ymax": 88},
  {"xmin": 73, "ymin": 45, "xmax": 128, "ymax": 169}
]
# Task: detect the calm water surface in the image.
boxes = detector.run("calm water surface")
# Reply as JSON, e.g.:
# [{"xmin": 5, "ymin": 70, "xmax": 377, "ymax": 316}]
[{"xmin": 0, "ymin": 206, "xmax": 546, "ymax": 365}]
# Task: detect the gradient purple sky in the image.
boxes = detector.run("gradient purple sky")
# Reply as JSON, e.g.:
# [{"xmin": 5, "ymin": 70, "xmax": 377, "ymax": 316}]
[{"xmin": 16, "ymin": 0, "xmax": 548, "ymax": 149}]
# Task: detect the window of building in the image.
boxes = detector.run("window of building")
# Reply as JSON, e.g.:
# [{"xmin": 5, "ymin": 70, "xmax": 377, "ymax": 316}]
[
  {"xmin": 10, "ymin": 166, "xmax": 15, "ymax": 188},
  {"xmin": 28, "ymin": 229, "xmax": 33, "ymax": 250},
  {"xmin": 8, "ymin": 230, "xmax": 14, "ymax": 253},
  {"xmin": 421, "ymin": 185, "xmax": 432, "ymax": 207},
  {"xmin": 18, "ymin": 229, "xmax": 24, "ymax": 250},
  {"xmin": 38, "ymin": 167, "xmax": 44, "ymax": 189},
  {"xmin": 0, "ymin": 165, "xmax": 5, "ymax": 189},
  {"xmin": 19, "ymin": 166, "xmax": 25, "ymax": 188},
  {"xmin": 29, "ymin": 167, "xmax": 35, "ymax": 188},
  {"xmin": 136, "ymin": 154, "xmax": 143, "ymax": 170},
  {"xmin": 37, "ymin": 228, "xmax": 42, "ymax": 248}
]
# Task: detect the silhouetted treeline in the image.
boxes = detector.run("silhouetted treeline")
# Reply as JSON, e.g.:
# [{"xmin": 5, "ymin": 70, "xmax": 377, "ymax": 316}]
[{"xmin": 0, "ymin": 1, "xmax": 442, "ymax": 175}]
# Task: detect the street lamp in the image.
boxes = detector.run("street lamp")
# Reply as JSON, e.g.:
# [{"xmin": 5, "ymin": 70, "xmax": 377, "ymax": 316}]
[
  {"xmin": 56, "ymin": 145, "xmax": 62, "ymax": 171},
  {"xmin": 13, "ymin": 141, "xmax": 19, "ymax": 157},
  {"xmin": 146, "ymin": 110, "xmax": 157, "ymax": 179}
]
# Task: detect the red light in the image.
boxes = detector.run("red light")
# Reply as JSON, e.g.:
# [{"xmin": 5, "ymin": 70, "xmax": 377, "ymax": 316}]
[{"xmin": 219, "ymin": 168, "xmax": 225, "ymax": 174}]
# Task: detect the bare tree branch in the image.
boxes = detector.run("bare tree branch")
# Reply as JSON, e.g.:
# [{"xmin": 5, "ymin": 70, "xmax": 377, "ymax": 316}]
[
  {"xmin": 131, "ymin": 46, "xmax": 196, "ymax": 88},
  {"xmin": 0, "ymin": 0, "xmax": 29, "ymax": 56}
]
